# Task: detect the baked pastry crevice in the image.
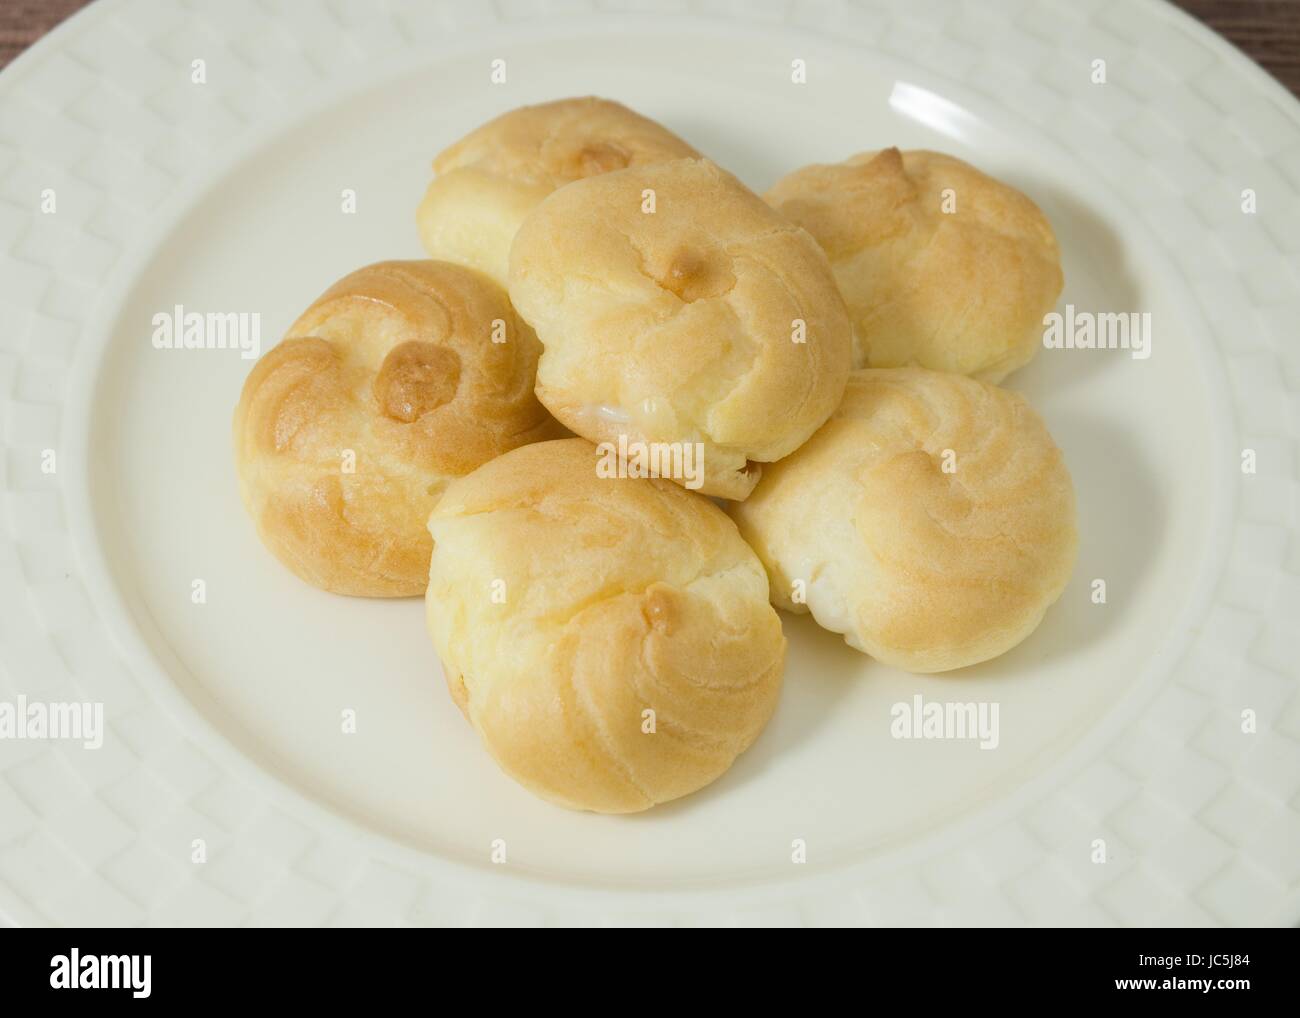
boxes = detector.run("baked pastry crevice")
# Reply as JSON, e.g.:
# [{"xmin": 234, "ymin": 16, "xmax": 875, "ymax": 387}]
[{"xmin": 234, "ymin": 259, "xmax": 563, "ymax": 596}]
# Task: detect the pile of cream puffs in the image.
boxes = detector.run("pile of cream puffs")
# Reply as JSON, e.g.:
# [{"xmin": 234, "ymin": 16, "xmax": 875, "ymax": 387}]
[{"xmin": 234, "ymin": 98, "xmax": 1077, "ymax": 814}]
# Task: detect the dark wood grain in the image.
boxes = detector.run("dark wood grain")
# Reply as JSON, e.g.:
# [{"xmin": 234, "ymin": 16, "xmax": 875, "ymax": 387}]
[
  {"xmin": 0, "ymin": 0, "xmax": 1297, "ymax": 95},
  {"xmin": 0, "ymin": 0, "xmax": 87, "ymax": 70},
  {"xmin": 1176, "ymin": 0, "xmax": 1300, "ymax": 93}
]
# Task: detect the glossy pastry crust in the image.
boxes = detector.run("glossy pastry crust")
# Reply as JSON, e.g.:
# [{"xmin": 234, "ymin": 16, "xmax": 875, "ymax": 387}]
[
  {"xmin": 426, "ymin": 438, "xmax": 787, "ymax": 812},
  {"xmin": 509, "ymin": 157, "xmax": 852, "ymax": 500},
  {"xmin": 234, "ymin": 260, "xmax": 561, "ymax": 597}
]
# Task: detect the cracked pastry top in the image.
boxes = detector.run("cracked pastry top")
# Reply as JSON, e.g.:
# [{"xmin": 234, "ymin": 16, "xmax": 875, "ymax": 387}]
[
  {"xmin": 233, "ymin": 260, "xmax": 563, "ymax": 597},
  {"xmin": 766, "ymin": 148, "xmax": 1064, "ymax": 382},
  {"xmin": 425, "ymin": 438, "xmax": 786, "ymax": 813},
  {"xmin": 507, "ymin": 157, "xmax": 853, "ymax": 501},
  {"xmin": 729, "ymin": 367, "xmax": 1078, "ymax": 673},
  {"xmin": 417, "ymin": 97, "xmax": 700, "ymax": 288}
]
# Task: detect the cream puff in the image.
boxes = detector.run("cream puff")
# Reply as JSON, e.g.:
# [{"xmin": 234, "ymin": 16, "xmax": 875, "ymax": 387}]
[
  {"xmin": 426, "ymin": 438, "xmax": 786, "ymax": 813},
  {"xmin": 765, "ymin": 148, "xmax": 1063, "ymax": 381},
  {"xmin": 234, "ymin": 260, "xmax": 561, "ymax": 597},
  {"xmin": 730, "ymin": 368, "xmax": 1077, "ymax": 672},
  {"xmin": 417, "ymin": 97, "xmax": 699, "ymax": 288},
  {"xmin": 508, "ymin": 157, "xmax": 852, "ymax": 500}
]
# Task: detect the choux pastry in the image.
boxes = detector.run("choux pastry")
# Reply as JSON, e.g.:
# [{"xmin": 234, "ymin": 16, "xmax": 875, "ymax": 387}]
[
  {"xmin": 765, "ymin": 148, "xmax": 1063, "ymax": 381},
  {"xmin": 234, "ymin": 260, "xmax": 561, "ymax": 597},
  {"xmin": 425, "ymin": 438, "xmax": 786, "ymax": 813},
  {"xmin": 417, "ymin": 97, "xmax": 699, "ymax": 288},
  {"xmin": 509, "ymin": 157, "xmax": 852, "ymax": 500},
  {"xmin": 730, "ymin": 368, "xmax": 1077, "ymax": 673}
]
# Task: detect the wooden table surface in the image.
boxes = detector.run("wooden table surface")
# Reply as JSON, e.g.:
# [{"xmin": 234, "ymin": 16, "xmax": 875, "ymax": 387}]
[{"xmin": 2, "ymin": 0, "xmax": 1298, "ymax": 93}]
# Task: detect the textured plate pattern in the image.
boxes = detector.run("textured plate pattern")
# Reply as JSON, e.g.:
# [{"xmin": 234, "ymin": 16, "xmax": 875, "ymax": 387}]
[{"xmin": 0, "ymin": 0, "xmax": 1297, "ymax": 926}]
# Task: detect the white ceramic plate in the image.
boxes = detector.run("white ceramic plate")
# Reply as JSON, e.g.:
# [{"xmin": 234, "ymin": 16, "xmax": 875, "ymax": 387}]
[{"xmin": 0, "ymin": 0, "xmax": 1297, "ymax": 927}]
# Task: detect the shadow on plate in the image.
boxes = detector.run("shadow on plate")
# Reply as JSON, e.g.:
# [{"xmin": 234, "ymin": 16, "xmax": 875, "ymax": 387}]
[
  {"xmin": 949, "ymin": 407, "xmax": 1165, "ymax": 680},
  {"xmin": 623, "ymin": 610, "xmax": 863, "ymax": 819},
  {"xmin": 1010, "ymin": 179, "xmax": 1145, "ymax": 396}
]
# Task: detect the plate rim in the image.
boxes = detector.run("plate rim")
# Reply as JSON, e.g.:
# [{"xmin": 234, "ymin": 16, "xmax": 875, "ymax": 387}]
[{"xmin": 1, "ymin": 0, "xmax": 1297, "ymax": 926}]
